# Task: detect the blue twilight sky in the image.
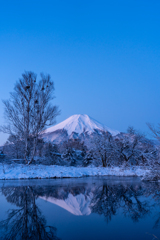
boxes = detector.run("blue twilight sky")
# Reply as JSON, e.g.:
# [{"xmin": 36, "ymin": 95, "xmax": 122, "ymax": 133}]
[{"xmin": 0, "ymin": 0, "xmax": 160, "ymax": 145}]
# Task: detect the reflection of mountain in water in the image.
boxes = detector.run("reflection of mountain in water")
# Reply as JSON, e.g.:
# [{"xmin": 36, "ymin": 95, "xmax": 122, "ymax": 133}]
[
  {"xmin": 1, "ymin": 177, "xmax": 160, "ymax": 239},
  {"xmin": 40, "ymin": 192, "xmax": 93, "ymax": 216}
]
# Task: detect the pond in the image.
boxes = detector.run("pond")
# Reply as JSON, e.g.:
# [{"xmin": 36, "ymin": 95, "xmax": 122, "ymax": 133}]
[{"xmin": 0, "ymin": 177, "xmax": 159, "ymax": 240}]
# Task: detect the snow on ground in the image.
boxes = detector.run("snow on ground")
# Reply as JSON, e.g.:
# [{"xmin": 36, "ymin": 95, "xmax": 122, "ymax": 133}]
[{"xmin": 0, "ymin": 164, "xmax": 150, "ymax": 180}]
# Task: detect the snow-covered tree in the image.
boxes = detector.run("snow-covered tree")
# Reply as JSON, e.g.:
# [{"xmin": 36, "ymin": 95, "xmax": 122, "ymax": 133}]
[
  {"xmin": 0, "ymin": 71, "xmax": 60, "ymax": 164},
  {"xmin": 3, "ymin": 135, "xmax": 25, "ymax": 160},
  {"xmin": 62, "ymin": 147, "xmax": 76, "ymax": 166},
  {"xmin": 147, "ymin": 122, "xmax": 160, "ymax": 142},
  {"xmin": 82, "ymin": 150, "xmax": 95, "ymax": 167},
  {"xmin": 147, "ymin": 122, "xmax": 160, "ymax": 165},
  {"xmin": 59, "ymin": 139, "xmax": 87, "ymax": 166},
  {"xmin": 93, "ymin": 131, "xmax": 115, "ymax": 167},
  {"xmin": 40, "ymin": 142, "xmax": 61, "ymax": 165},
  {"xmin": 114, "ymin": 127, "xmax": 157, "ymax": 167},
  {"xmin": 114, "ymin": 133, "xmax": 142, "ymax": 166}
]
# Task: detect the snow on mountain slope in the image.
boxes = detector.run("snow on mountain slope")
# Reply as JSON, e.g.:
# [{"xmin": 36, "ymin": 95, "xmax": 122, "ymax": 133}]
[
  {"xmin": 40, "ymin": 193, "xmax": 93, "ymax": 216},
  {"xmin": 44, "ymin": 114, "xmax": 119, "ymax": 136}
]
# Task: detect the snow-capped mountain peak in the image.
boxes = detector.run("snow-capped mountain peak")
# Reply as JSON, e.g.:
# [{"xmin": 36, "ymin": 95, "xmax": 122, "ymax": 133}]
[{"xmin": 44, "ymin": 114, "xmax": 119, "ymax": 136}]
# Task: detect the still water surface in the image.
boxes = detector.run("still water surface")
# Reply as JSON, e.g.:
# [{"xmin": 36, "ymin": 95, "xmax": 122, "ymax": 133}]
[{"xmin": 0, "ymin": 177, "xmax": 159, "ymax": 240}]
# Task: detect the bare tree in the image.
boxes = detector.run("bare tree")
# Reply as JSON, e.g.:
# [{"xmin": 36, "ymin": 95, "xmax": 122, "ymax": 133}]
[
  {"xmin": 114, "ymin": 126, "xmax": 157, "ymax": 167},
  {"xmin": 93, "ymin": 131, "xmax": 114, "ymax": 167},
  {"xmin": 0, "ymin": 71, "xmax": 60, "ymax": 164},
  {"xmin": 114, "ymin": 127, "xmax": 142, "ymax": 166},
  {"xmin": 147, "ymin": 123, "xmax": 160, "ymax": 142}
]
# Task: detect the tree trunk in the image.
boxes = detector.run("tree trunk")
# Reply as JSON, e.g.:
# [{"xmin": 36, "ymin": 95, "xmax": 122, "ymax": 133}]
[
  {"xmin": 102, "ymin": 156, "xmax": 106, "ymax": 167},
  {"xmin": 24, "ymin": 138, "xmax": 28, "ymax": 164},
  {"xmin": 102, "ymin": 153, "xmax": 107, "ymax": 167},
  {"xmin": 28, "ymin": 137, "xmax": 37, "ymax": 165}
]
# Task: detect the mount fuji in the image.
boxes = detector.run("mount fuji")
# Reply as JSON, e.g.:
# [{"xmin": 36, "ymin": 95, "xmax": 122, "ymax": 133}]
[{"xmin": 43, "ymin": 114, "xmax": 119, "ymax": 143}]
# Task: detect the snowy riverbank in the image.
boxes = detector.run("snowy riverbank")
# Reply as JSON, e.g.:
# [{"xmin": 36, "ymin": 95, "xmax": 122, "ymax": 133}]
[{"xmin": 0, "ymin": 164, "xmax": 151, "ymax": 180}]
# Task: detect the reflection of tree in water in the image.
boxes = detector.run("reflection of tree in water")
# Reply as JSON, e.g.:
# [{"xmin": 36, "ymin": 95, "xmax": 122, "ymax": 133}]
[
  {"xmin": 36, "ymin": 184, "xmax": 90, "ymax": 200},
  {"xmin": 91, "ymin": 183, "xmax": 151, "ymax": 223},
  {"xmin": 91, "ymin": 185, "xmax": 118, "ymax": 222},
  {"xmin": 0, "ymin": 186, "xmax": 60, "ymax": 240},
  {"xmin": 120, "ymin": 185, "xmax": 150, "ymax": 222},
  {"xmin": 36, "ymin": 182, "xmax": 156, "ymax": 224},
  {"xmin": 144, "ymin": 182, "xmax": 160, "ymax": 230},
  {"xmin": 1, "ymin": 180, "xmax": 160, "ymax": 239}
]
